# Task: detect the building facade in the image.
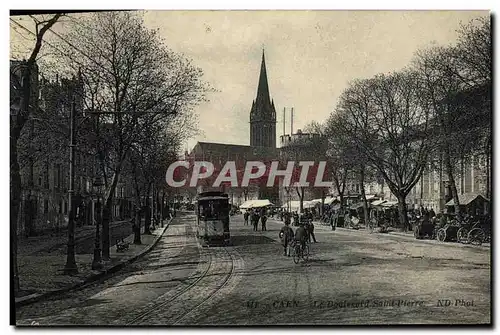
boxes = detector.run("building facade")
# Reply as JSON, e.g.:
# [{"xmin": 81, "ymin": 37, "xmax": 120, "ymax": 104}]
[{"xmin": 12, "ymin": 63, "xmax": 134, "ymax": 236}]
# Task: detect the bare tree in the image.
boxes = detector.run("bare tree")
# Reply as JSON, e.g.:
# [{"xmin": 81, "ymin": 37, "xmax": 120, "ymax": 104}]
[
  {"xmin": 413, "ymin": 46, "xmax": 463, "ymax": 214},
  {"xmin": 336, "ymin": 72, "xmax": 433, "ymax": 231},
  {"xmin": 53, "ymin": 12, "xmax": 208, "ymax": 260},
  {"xmin": 10, "ymin": 14, "xmax": 62, "ymax": 294},
  {"xmin": 324, "ymin": 112, "xmax": 359, "ymax": 214}
]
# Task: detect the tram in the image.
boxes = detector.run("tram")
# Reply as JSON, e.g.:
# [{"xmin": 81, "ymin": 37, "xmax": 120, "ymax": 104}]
[{"xmin": 195, "ymin": 191, "xmax": 231, "ymax": 245}]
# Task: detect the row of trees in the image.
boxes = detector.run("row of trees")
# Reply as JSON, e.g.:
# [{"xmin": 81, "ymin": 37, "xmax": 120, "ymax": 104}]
[
  {"xmin": 311, "ymin": 17, "xmax": 490, "ymax": 231},
  {"xmin": 11, "ymin": 12, "xmax": 206, "ymax": 294}
]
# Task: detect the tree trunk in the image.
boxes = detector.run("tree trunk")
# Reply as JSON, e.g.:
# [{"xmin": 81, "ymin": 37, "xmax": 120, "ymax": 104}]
[
  {"xmin": 444, "ymin": 146, "xmax": 460, "ymax": 214},
  {"xmin": 296, "ymin": 187, "xmax": 304, "ymax": 213},
  {"xmin": 101, "ymin": 171, "xmax": 121, "ymax": 261},
  {"xmin": 144, "ymin": 185, "xmax": 152, "ymax": 234},
  {"xmin": 359, "ymin": 167, "xmax": 369, "ymax": 226},
  {"xmin": 339, "ymin": 194, "xmax": 344, "ymax": 211},
  {"xmin": 320, "ymin": 189, "xmax": 325, "ymax": 216},
  {"xmin": 133, "ymin": 209, "xmax": 141, "ymax": 244},
  {"xmin": 10, "ymin": 134, "xmax": 21, "ymax": 295},
  {"xmin": 161, "ymin": 191, "xmax": 166, "ymax": 221},
  {"xmin": 485, "ymin": 139, "xmax": 491, "ymax": 199},
  {"xmin": 396, "ymin": 194, "xmax": 410, "ymax": 232}
]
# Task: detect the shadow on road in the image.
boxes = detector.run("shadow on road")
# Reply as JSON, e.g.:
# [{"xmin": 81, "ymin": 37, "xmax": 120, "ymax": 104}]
[{"xmin": 230, "ymin": 235, "xmax": 276, "ymax": 246}]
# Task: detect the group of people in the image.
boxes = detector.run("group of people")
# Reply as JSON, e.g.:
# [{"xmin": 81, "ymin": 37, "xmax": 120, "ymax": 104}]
[
  {"xmin": 278, "ymin": 209, "xmax": 317, "ymax": 256},
  {"xmin": 279, "ymin": 219, "xmax": 315, "ymax": 257},
  {"xmin": 243, "ymin": 207, "xmax": 268, "ymax": 231}
]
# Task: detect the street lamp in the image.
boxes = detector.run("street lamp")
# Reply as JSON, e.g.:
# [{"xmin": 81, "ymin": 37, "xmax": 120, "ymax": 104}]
[{"xmin": 92, "ymin": 176, "xmax": 104, "ymax": 270}]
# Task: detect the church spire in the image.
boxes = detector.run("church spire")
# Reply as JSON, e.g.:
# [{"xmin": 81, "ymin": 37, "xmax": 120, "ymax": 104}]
[{"xmin": 256, "ymin": 49, "xmax": 271, "ymax": 107}]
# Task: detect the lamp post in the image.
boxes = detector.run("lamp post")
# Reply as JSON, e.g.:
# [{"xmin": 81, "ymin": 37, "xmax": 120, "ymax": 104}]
[{"xmin": 92, "ymin": 176, "xmax": 104, "ymax": 270}]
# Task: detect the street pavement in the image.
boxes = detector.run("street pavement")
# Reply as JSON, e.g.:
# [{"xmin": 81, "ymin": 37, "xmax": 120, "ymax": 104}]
[{"xmin": 16, "ymin": 213, "xmax": 490, "ymax": 325}]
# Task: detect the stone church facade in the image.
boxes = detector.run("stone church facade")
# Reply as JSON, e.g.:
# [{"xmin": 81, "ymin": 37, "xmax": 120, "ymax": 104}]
[{"xmin": 188, "ymin": 51, "xmax": 279, "ymax": 205}]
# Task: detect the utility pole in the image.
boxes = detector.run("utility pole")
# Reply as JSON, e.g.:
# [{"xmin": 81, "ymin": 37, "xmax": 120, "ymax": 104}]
[{"xmin": 64, "ymin": 101, "xmax": 78, "ymax": 275}]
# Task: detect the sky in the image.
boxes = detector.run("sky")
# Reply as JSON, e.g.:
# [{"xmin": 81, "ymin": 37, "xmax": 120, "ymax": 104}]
[
  {"xmin": 10, "ymin": 10, "xmax": 489, "ymax": 152},
  {"xmin": 142, "ymin": 10, "xmax": 488, "ymax": 151}
]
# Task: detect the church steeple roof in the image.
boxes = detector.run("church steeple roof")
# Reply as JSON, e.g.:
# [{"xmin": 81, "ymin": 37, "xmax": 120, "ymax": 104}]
[{"xmin": 256, "ymin": 49, "xmax": 271, "ymax": 107}]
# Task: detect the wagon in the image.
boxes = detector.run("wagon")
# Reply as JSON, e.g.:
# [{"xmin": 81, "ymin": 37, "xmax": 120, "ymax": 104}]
[{"xmin": 436, "ymin": 223, "xmax": 460, "ymax": 242}]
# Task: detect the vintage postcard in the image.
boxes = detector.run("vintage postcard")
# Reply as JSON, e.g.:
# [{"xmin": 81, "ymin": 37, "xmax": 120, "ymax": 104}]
[{"xmin": 10, "ymin": 9, "xmax": 491, "ymax": 326}]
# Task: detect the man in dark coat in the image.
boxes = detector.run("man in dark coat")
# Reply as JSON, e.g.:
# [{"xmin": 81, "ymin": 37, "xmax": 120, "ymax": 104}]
[
  {"xmin": 244, "ymin": 210, "xmax": 250, "ymax": 225},
  {"xmin": 260, "ymin": 208, "xmax": 267, "ymax": 231},
  {"xmin": 252, "ymin": 210, "xmax": 260, "ymax": 231},
  {"xmin": 279, "ymin": 221, "xmax": 294, "ymax": 256}
]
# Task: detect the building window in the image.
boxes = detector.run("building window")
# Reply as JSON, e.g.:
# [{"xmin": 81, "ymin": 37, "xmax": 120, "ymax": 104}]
[
  {"xmin": 64, "ymin": 201, "xmax": 68, "ymax": 214},
  {"xmin": 44, "ymin": 199, "xmax": 49, "ymax": 214}
]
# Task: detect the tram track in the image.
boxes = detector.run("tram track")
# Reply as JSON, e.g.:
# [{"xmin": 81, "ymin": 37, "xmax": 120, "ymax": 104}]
[
  {"xmin": 124, "ymin": 218, "xmax": 241, "ymax": 326},
  {"xmin": 171, "ymin": 246, "xmax": 236, "ymax": 325}
]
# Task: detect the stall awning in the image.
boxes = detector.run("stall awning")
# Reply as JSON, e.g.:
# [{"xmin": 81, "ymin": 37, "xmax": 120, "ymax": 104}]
[
  {"xmin": 240, "ymin": 199, "xmax": 274, "ymax": 209},
  {"xmin": 281, "ymin": 200, "xmax": 316, "ymax": 211},
  {"xmin": 365, "ymin": 194, "xmax": 379, "ymax": 200},
  {"xmin": 350, "ymin": 202, "xmax": 365, "ymax": 209},
  {"xmin": 381, "ymin": 201, "xmax": 398, "ymax": 208},
  {"xmin": 324, "ymin": 197, "xmax": 338, "ymax": 205},
  {"xmin": 445, "ymin": 193, "xmax": 489, "ymax": 206},
  {"xmin": 370, "ymin": 199, "xmax": 387, "ymax": 207},
  {"xmin": 249, "ymin": 199, "xmax": 273, "ymax": 208}
]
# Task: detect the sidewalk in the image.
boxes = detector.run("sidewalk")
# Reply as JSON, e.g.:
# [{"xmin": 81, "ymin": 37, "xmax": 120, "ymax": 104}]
[
  {"xmin": 15, "ymin": 219, "xmax": 172, "ymax": 307},
  {"xmin": 267, "ymin": 218, "xmax": 490, "ymax": 249},
  {"xmin": 18, "ymin": 220, "xmax": 130, "ymax": 256}
]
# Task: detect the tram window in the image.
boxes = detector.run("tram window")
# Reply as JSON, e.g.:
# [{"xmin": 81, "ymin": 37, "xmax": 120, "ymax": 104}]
[
  {"xmin": 198, "ymin": 201, "xmax": 221, "ymax": 220},
  {"xmin": 198, "ymin": 200, "xmax": 230, "ymax": 220}
]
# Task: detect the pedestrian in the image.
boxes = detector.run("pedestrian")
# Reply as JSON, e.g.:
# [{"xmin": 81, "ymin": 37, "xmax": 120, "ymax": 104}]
[
  {"xmin": 293, "ymin": 212, "xmax": 299, "ymax": 226},
  {"xmin": 252, "ymin": 211, "xmax": 260, "ymax": 231},
  {"xmin": 279, "ymin": 221, "xmax": 294, "ymax": 256},
  {"xmin": 345, "ymin": 210, "xmax": 351, "ymax": 228},
  {"xmin": 307, "ymin": 220, "xmax": 317, "ymax": 243},
  {"xmin": 284, "ymin": 211, "xmax": 291, "ymax": 226},
  {"xmin": 244, "ymin": 210, "xmax": 249, "ymax": 226},
  {"xmin": 261, "ymin": 208, "xmax": 267, "ymax": 231},
  {"xmin": 429, "ymin": 207, "xmax": 436, "ymax": 219},
  {"xmin": 330, "ymin": 211, "xmax": 336, "ymax": 231}
]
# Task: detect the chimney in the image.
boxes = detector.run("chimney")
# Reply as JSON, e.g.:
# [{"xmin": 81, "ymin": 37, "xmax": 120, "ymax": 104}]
[{"xmin": 291, "ymin": 107, "xmax": 294, "ymax": 135}]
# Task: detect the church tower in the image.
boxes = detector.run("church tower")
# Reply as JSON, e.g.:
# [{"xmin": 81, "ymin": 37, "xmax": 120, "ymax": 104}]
[{"xmin": 250, "ymin": 50, "xmax": 277, "ymax": 148}]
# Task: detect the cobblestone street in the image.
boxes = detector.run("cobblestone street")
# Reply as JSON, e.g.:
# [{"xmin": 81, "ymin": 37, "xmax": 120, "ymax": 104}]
[{"xmin": 16, "ymin": 213, "xmax": 490, "ymax": 325}]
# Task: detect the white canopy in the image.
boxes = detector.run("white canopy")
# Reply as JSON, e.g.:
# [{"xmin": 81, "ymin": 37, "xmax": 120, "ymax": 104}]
[
  {"xmin": 239, "ymin": 199, "xmax": 273, "ymax": 209},
  {"xmin": 324, "ymin": 197, "xmax": 338, "ymax": 205},
  {"xmin": 239, "ymin": 200, "xmax": 254, "ymax": 209},
  {"xmin": 281, "ymin": 200, "xmax": 316, "ymax": 211}
]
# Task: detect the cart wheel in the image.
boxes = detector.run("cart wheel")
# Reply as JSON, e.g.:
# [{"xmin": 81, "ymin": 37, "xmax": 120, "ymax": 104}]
[
  {"xmin": 436, "ymin": 228, "xmax": 446, "ymax": 242},
  {"xmin": 303, "ymin": 245, "xmax": 310, "ymax": 262},
  {"xmin": 292, "ymin": 246, "xmax": 300, "ymax": 264},
  {"xmin": 457, "ymin": 227, "xmax": 468, "ymax": 243},
  {"xmin": 468, "ymin": 228, "xmax": 484, "ymax": 246}
]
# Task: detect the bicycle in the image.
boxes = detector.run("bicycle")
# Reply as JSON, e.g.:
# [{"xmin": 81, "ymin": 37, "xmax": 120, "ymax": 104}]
[{"xmin": 292, "ymin": 239, "xmax": 310, "ymax": 264}]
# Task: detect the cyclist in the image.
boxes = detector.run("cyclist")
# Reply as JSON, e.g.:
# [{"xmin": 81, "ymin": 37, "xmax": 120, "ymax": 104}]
[
  {"xmin": 294, "ymin": 221, "xmax": 308, "ymax": 253},
  {"xmin": 279, "ymin": 221, "xmax": 294, "ymax": 256}
]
